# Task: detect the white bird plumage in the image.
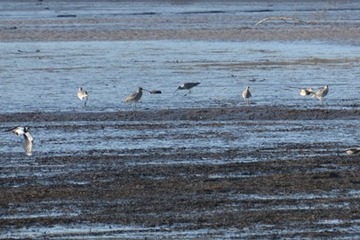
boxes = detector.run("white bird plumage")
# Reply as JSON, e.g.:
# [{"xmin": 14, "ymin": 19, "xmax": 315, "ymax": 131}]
[
  {"xmin": 77, "ymin": 87, "xmax": 89, "ymax": 107},
  {"xmin": 5, "ymin": 126, "xmax": 33, "ymax": 156},
  {"xmin": 299, "ymin": 88, "xmax": 314, "ymax": 96},
  {"xmin": 4, "ymin": 126, "xmax": 28, "ymax": 136},
  {"xmin": 24, "ymin": 129, "xmax": 33, "ymax": 156},
  {"xmin": 345, "ymin": 147, "xmax": 360, "ymax": 155}
]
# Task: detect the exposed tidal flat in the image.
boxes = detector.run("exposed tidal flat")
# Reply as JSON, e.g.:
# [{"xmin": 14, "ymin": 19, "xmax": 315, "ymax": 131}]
[{"xmin": 1, "ymin": 0, "xmax": 360, "ymax": 239}]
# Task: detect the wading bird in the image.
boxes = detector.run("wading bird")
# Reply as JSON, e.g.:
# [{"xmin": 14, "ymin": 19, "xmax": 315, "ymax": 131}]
[
  {"xmin": 174, "ymin": 82, "xmax": 200, "ymax": 96},
  {"xmin": 242, "ymin": 86, "xmax": 252, "ymax": 105},
  {"xmin": 123, "ymin": 87, "xmax": 144, "ymax": 109},
  {"xmin": 77, "ymin": 87, "xmax": 89, "ymax": 107},
  {"xmin": 312, "ymin": 85, "xmax": 329, "ymax": 101}
]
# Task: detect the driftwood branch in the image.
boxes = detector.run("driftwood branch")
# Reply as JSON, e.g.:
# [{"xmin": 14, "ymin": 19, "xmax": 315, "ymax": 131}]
[{"xmin": 255, "ymin": 16, "xmax": 311, "ymax": 26}]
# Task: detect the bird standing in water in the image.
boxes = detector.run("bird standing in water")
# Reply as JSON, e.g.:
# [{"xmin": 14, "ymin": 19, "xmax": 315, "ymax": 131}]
[
  {"xmin": 174, "ymin": 82, "xmax": 200, "ymax": 96},
  {"xmin": 77, "ymin": 87, "xmax": 89, "ymax": 107},
  {"xmin": 123, "ymin": 87, "xmax": 144, "ymax": 109},
  {"xmin": 242, "ymin": 86, "xmax": 252, "ymax": 105}
]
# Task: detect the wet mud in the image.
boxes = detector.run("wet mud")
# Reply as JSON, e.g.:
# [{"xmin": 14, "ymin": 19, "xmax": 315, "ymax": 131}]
[
  {"xmin": 1, "ymin": 108, "xmax": 360, "ymax": 239},
  {"xmin": 2, "ymin": 154, "xmax": 360, "ymax": 239},
  {"xmin": 1, "ymin": 106, "xmax": 360, "ymax": 122},
  {"xmin": 1, "ymin": 2, "xmax": 360, "ymax": 44}
]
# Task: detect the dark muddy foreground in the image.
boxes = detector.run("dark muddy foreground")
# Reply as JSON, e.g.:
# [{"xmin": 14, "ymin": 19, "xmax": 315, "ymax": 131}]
[
  {"xmin": 1, "ymin": 107, "xmax": 360, "ymax": 239},
  {"xmin": 2, "ymin": 151, "xmax": 360, "ymax": 238},
  {"xmin": 1, "ymin": 106, "xmax": 360, "ymax": 122}
]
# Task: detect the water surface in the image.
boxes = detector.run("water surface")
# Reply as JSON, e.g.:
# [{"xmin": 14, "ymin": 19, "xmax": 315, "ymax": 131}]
[{"xmin": 1, "ymin": 40, "xmax": 359, "ymax": 113}]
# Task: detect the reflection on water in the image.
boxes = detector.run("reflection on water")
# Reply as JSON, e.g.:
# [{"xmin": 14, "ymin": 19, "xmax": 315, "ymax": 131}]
[{"xmin": 0, "ymin": 119, "xmax": 358, "ymax": 159}]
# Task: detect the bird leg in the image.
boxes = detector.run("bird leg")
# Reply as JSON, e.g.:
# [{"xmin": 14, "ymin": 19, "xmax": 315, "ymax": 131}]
[{"xmin": 184, "ymin": 90, "xmax": 192, "ymax": 96}]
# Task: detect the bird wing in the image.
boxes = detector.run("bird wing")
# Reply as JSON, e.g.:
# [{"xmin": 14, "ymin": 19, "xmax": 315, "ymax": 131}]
[
  {"xmin": 77, "ymin": 92, "xmax": 83, "ymax": 100},
  {"xmin": 124, "ymin": 91, "xmax": 142, "ymax": 103},
  {"xmin": 4, "ymin": 126, "xmax": 17, "ymax": 132},
  {"xmin": 315, "ymin": 86, "xmax": 328, "ymax": 97},
  {"xmin": 24, "ymin": 132, "xmax": 33, "ymax": 156},
  {"xmin": 345, "ymin": 147, "xmax": 360, "ymax": 155},
  {"xmin": 5, "ymin": 126, "xmax": 25, "ymax": 136},
  {"xmin": 242, "ymin": 89, "xmax": 251, "ymax": 98},
  {"xmin": 123, "ymin": 92, "xmax": 137, "ymax": 102},
  {"xmin": 322, "ymin": 86, "xmax": 329, "ymax": 97},
  {"xmin": 187, "ymin": 82, "xmax": 200, "ymax": 88}
]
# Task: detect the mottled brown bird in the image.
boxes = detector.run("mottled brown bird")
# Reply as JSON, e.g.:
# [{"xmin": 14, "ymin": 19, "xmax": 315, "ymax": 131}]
[
  {"xmin": 123, "ymin": 87, "xmax": 144, "ymax": 109},
  {"xmin": 242, "ymin": 86, "xmax": 252, "ymax": 105}
]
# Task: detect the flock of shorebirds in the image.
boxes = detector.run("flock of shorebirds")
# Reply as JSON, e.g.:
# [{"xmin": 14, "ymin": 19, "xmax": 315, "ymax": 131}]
[
  {"xmin": 298, "ymin": 84, "xmax": 329, "ymax": 101},
  {"xmin": 76, "ymin": 82, "xmax": 200, "ymax": 108},
  {"xmin": 4, "ymin": 82, "xmax": 358, "ymax": 156},
  {"xmin": 77, "ymin": 82, "xmax": 330, "ymax": 108},
  {"xmin": 4, "ymin": 82, "xmax": 200, "ymax": 156}
]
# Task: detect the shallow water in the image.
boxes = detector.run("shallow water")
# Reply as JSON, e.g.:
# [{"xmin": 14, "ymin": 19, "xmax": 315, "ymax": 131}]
[
  {"xmin": 1, "ymin": 40, "xmax": 360, "ymax": 113},
  {"xmin": 0, "ymin": 119, "xmax": 358, "ymax": 160}
]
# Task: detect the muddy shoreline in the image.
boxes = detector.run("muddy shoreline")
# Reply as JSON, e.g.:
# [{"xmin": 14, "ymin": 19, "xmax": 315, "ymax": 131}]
[
  {"xmin": 1, "ymin": 141, "xmax": 360, "ymax": 238},
  {"xmin": 1, "ymin": 106, "xmax": 360, "ymax": 122},
  {"xmin": 1, "ymin": 1, "xmax": 360, "ymax": 44},
  {"xmin": 2, "ymin": 25, "xmax": 360, "ymax": 43},
  {"xmin": 1, "ymin": 107, "xmax": 360, "ymax": 238}
]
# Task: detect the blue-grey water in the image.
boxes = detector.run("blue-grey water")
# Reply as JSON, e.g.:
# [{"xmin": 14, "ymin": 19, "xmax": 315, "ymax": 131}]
[
  {"xmin": 1, "ymin": 39, "xmax": 360, "ymax": 157},
  {"xmin": 1, "ymin": 40, "xmax": 359, "ymax": 113}
]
